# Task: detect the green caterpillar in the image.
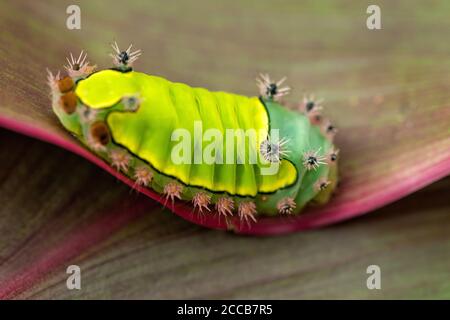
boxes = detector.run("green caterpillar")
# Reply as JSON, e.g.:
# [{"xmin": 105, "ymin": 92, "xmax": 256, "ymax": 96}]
[{"xmin": 48, "ymin": 43, "xmax": 339, "ymax": 224}]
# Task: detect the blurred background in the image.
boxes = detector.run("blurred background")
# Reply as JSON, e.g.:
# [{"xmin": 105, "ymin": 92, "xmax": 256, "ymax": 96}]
[{"xmin": 0, "ymin": 0, "xmax": 449, "ymax": 299}]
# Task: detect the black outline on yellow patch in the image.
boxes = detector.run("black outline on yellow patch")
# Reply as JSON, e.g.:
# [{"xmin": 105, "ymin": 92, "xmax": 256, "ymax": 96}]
[{"xmin": 74, "ymin": 70, "xmax": 298, "ymax": 198}]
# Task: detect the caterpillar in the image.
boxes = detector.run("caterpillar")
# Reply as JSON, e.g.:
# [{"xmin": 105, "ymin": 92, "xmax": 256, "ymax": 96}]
[{"xmin": 48, "ymin": 43, "xmax": 339, "ymax": 225}]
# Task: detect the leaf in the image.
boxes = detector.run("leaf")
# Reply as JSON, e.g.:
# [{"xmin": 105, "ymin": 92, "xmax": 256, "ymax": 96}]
[
  {"xmin": 1, "ymin": 0, "xmax": 450, "ymax": 300},
  {"xmin": 2, "ymin": 129, "xmax": 450, "ymax": 299},
  {"xmin": 0, "ymin": 0, "xmax": 449, "ymax": 238}
]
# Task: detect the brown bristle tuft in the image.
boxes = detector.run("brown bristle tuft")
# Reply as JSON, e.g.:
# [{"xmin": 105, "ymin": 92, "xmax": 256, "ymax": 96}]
[
  {"xmin": 110, "ymin": 149, "xmax": 131, "ymax": 172},
  {"xmin": 277, "ymin": 197, "xmax": 296, "ymax": 215},
  {"xmin": 238, "ymin": 201, "xmax": 257, "ymax": 225},
  {"xmin": 163, "ymin": 182, "xmax": 183, "ymax": 205},
  {"xmin": 134, "ymin": 166, "xmax": 153, "ymax": 186},
  {"xmin": 315, "ymin": 178, "xmax": 331, "ymax": 192},
  {"xmin": 216, "ymin": 197, "xmax": 234, "ymax": 217},
  {"xmin": 192, "ymin": 192, "xmax": 211, "ymax": 213}
]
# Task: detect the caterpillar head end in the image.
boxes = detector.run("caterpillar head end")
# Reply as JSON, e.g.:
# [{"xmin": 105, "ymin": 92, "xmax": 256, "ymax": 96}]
[
  {"xmin": 48, "ymin": 51, "xmax": 96, "ymax": 136},
  {"xmin": 47, "ymin": 68, "xmax": 82, "ymax": 135}
]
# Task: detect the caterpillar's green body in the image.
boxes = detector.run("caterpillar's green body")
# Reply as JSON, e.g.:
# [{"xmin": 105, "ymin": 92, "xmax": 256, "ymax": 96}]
[{"xmin": 49, "ymin": 47, "xmax": 338, "ymax": 222}]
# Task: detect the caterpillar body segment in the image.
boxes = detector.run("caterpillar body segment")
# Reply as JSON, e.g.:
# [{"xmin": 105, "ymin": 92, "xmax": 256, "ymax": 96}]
[{"xmin": 49, "ymin": 44, "xmax": 339, "ymax": 225}]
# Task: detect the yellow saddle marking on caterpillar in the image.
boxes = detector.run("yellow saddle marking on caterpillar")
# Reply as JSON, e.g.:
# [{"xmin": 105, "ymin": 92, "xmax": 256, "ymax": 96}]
[{"xmin": 76, "ymin": 70, "xmax": 297, "ymax": 196}]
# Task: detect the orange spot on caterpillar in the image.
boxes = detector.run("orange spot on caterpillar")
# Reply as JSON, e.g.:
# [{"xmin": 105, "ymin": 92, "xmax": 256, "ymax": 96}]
[
  {"xmin": 90, "ymin": 121, "xmax": 110, "ymax": 146},
  {"xmin": 59, "ymin": 91, "xmax": 77, "ymax": 114},
  {"xmin": 57, "ymin": 76, "xmax": 74, "ymax": 93}
]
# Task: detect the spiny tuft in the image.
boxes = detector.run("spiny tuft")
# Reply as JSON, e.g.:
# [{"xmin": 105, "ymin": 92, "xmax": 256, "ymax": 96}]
[{"xmin": 277, "ymin": 197, "xmax": 296, "ymax": 215}]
